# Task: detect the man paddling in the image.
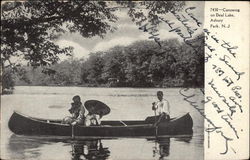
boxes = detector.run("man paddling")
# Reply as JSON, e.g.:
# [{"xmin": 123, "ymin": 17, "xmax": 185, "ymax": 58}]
[{"xmin": 152, "ymin": 91, "xmax": 170, "ymax": 125}]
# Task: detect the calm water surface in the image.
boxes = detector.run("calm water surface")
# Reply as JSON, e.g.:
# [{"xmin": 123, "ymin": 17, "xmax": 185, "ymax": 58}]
[{"xmin": 1, "ymin": 86, "xmax": 204, "ymax": 160}]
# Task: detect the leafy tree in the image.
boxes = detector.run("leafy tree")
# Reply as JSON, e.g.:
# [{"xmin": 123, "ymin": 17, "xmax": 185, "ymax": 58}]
[
  {"xmin": 13, "ymin": 37, "xmax": 204, "ymax": 88},
  {"xmin": 1, "ymin": 1, "xmax": 118, "ymax": 67},
  {"xmin": 82, "ymin": 52, "xmax": 105, "ymax": 85},
  {"xmin": 1, "ymin": 1, "xmax": 185, "ymax": 67},
  {"xmin": 52, "ymin": 59, "xmax": 83, "ymax": 85},
  {"xmin": 123, "ymin": 41, "xmax": 157, "ymax": 87},
  {"xmin": 13, "ymin": 67, "xmax": 32, "ymax": 85},
  {"xmin": 1, "ymin": 0, "xmax": 119, "ymax": 91},
  {"xmin": 81, "ymin": 36, "xmax": 203, "ymax": 88},
  {"xmin": 1, "ymin": 1, "xmax": 191, "ymax": 89},
  {"xmin": 118, "ymin": 1, "xmax": 185, "ymax": 26},
  {"xmin": 102, "ymin": 46, "xmax": 127, "ymax": 86},
  {"xmin": 23, "ymin": 67, "xmax": 51, "ymax": 85}
]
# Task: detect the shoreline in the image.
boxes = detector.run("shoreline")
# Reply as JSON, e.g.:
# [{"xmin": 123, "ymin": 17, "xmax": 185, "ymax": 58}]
[{"xmin": 13, "ymin": 84, "xmax": 204, "ymax": 89}]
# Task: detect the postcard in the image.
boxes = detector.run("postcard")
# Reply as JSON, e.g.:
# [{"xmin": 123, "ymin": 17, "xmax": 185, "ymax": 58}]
[{"xmin": 1, "ymin": 1, "xmax": 249, "ymax": 160}]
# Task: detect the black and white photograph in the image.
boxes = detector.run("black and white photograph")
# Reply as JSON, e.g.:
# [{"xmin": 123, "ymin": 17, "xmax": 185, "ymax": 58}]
[{"xmin": 1, "ymin": 1, "xmax": 205, "ymax": 160}]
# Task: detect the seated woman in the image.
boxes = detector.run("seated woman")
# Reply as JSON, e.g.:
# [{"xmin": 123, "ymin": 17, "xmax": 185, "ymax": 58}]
[
  {"xmin": 62, "ymin": 95, "xmax": 85, "ymax": 125},
  {"xmin": 84, "ymin": 112, "xmax": 102, "ymax": 126}
]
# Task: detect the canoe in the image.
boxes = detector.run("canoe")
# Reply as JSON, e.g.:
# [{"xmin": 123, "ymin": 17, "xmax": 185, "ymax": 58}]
[{"xmin": 8, "ymin": 111, "xmax": 193, "ymax": 137}]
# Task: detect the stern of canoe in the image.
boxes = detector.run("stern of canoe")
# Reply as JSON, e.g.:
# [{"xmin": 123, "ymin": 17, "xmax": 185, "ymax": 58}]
[{"xmin": 158, "ymin": 113, "xmax": 193, "ymax": 135}]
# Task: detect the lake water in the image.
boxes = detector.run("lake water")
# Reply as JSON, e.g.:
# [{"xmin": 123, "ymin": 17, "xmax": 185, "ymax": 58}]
[{"xmin": 1, "ymin": 86, "xmax": 204, "ymax": 160}]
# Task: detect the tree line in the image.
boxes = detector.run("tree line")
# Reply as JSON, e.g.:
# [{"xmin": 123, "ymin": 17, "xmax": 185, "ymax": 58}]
[
  {"xmin": 8, "ymin": 37, "xmax": 204, "ymax": 88},
  {"xmin": 1, "ymin": 1, "xmax": 188, "ymax": 93}
]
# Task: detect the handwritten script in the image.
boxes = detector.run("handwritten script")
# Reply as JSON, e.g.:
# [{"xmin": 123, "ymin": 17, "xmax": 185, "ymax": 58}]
[
  {"xmin": 203, "ymin": 25, "xmax": 245, "ymax": 154},
  {"xmin": 138, "ymin": 6, "xmax": 245, "ymax": 156}
]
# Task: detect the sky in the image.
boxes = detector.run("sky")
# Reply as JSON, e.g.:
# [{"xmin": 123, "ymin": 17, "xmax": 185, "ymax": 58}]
[{"xmin": 56, "ymin": 1, "xmax": 204, "ymax": 60}]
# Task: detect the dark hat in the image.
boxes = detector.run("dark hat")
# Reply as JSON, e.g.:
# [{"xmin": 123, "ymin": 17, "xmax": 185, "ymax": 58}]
[{"xmin": 72, "ymin": 95, "xmax": 81, "ymax": 102}]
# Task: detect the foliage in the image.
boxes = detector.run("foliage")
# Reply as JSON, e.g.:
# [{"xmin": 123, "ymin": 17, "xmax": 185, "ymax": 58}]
[
  {"xmin": 15, "ymin": 37, "xmax": 204, "ymax": 88},
  {"xmin": 1, "ymin": 1, "xmax": 184, "ymax": 67},
  {"xmin": 1, "ymin": 1, "xmax": 118, "ymax": 67},
  {"xmin": 83, "ymin": 52, "xmax": 105, "ymax": 84},
  {"xmin": 1, "ymin": 1, "xmax": 191, "ymax": 89},
  {"xmin": 118, "ymin": 1, "xmax": 185, "ymax": 26},
  {"xmin": 1, "ymin": 68, "xmax": 15, "ymax": 92},
  {"xmin": 13, "ymin": 59, "xmax": 83, "ymax": 86}
]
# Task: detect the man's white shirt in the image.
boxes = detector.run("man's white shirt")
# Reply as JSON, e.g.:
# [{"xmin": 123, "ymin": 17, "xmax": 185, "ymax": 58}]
[{"xmin": 155, "ymin": 99, "xmax": 170, "ymax": 115}]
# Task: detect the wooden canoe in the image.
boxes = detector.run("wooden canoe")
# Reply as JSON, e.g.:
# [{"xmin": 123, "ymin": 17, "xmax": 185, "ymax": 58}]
[{"xmin": 8, "ymin": 111, "xmax": 193, "ymax": 137}]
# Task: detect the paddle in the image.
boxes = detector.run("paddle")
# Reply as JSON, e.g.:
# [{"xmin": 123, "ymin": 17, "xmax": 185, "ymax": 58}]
[
  {"xmin": 71, "ymin": 125, "xmax": 75, "ymax": 139},
  {"xmin": 154, "ymin": 110, "xmax": 158, "ymax": 138},
  {"xmin": 152, "ymin": 102, "xmax": 158, "ymax": 138}
]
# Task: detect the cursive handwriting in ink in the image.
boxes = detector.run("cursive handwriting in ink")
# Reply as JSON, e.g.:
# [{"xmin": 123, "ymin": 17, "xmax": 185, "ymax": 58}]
[
  {"xmin": 205, "ymin": 42, "xmax": 216, "ymax": 52},
  {"xmin": 221, "ymin": 40, "xmax": 238, "ymax": 58},
  {"xmin": 219, "ymin": 55, "xmax": 245, "ymax": 81},
  {"xmin": 231, "ymin": 86, "xmax": 242, "ymax": 99},
  {"xmin": 171, "ymin": 11, "xmax": 198, "ymax": 38},
  {"xmin": 208, "ymin": 124, "xmax": 210, "ymax": 148},
  {"xmin": 215, "ymin": 130, "xmax": 234, "ymax": 155},
  {"xmin": 185, "ymin": 7, "xmax": 202, "ymax": 27},
  {"xmin": 205, "ymin": 52, "xmax": 212, "ymax": 63},
  {"xmin": 229, "ymin": 96, "xmax": 243, "ymax": 113},
  {"xmin": 169, "ymin": 26, "xmax": 189, "ymax": 40},
  {"xmin": 138, "ymin": 23, "xmax": 161, "ymax": 47},
  {"xmin": 202, "ymin": 96, "xmax": 224, "ymax": 114},
  {"xmin": 204, "ymin": 29, "xmax": 219, "ymax": 43},
  {"xmin": 158, "ymin": 14, "xmax": 200, "ymax": 54},
  {"xmin": 212, "ymin": 102, "xmax": 224, "ymax": 114},
  {"xmin": 204, "ymin": 127, "xmax": 234, "ymax": 155},
  {"xmin": 211, "ymin": 35, "xmax": 219, "ymax": 43},
  {"xmin": 221, "ymin": 114, "xmax": 239, "ymax": 139},
  {"xmin": 212, "ymin": 64, "xmax": 225, "ymax": 76},
  {"xmin": 204, "ymin": 28, "xmax": 210, "ymax": 36},
  {"xmin": 159, "ymin": 17, "xmax": 175, "ymax": 29},
  {"xmin": 208, "ymin": 79, "xmax": 237, "ymax": 117},
  {"xmin": 222, "ymin": 76, "xmax": 234, "ymax": 87},
  {"xmin": 179, "ymin": 88, "xmax": 234, "ymax": 154},
  {"xmin": 179, "ymin": 88, "xmax": 218, "ymax": 129},
  {"xmin": 202, "ymin": 96, "xmax": 212, "ymax": 104}
]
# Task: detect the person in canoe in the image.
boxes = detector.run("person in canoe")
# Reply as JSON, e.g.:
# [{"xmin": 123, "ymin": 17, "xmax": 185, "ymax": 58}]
[
  {"xmin": 84, "ymin": 100, "xmax": 110, "ymax": 126},
  {"xmin": 152, "ymin": 91, "xmax": 171, "ymax": 125},
  {"xmin": 85, "ymin": 112, "xmax": 103, "ymax": 126},
  {"xmin": 69, "ymin": 97, "xmax": 103, "ymax": 126},
  {"xmin": 62, "ymin": 95, "xmax": 86, "ymax": 125}
]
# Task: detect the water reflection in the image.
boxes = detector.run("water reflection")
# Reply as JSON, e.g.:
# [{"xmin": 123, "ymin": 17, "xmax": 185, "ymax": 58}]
[
  {"xmin": 8, "ymin": 135, "xmax": 49, "ymax": 159},
  {"xmin": 71, "ymin": 140, "xmax": 110, "ymax": 160},
  {"xmin": 8, "ymin": 135, "xmax": 111, "ymax": 160},
  {"xmin": 8, "ymin": 135, "xmax": 193, "ymax": 160},
  {"xmin": 152, "ymin": 138, "xmax": 170, "ymax": 159},
  {"xmin": 148, "ymin": 136, "xmax": 192, "ymax": 160}
]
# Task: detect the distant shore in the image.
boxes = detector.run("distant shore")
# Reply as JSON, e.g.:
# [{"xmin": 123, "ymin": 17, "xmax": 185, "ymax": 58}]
[{"xmin": 14, "ymin": 84, "xmax": 204, "ymax": 88}]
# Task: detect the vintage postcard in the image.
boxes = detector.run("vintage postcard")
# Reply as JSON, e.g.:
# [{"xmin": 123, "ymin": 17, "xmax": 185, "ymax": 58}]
[{"xmin": 0, "ymin": 1, "xmax": 249, "ymax": 160}]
